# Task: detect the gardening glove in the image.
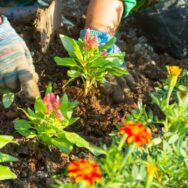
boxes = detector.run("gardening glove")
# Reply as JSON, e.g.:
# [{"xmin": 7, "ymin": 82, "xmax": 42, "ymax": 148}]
[
  {"xmin": 0, "ymin": 16, "xmax": 40, "ymax": 100},
  {"xmin": 80, "ymin": 29, "xmax": 136, "ymax": 103}
]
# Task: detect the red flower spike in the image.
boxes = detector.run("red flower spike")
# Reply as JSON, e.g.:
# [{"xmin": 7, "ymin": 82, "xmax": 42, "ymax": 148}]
[
  {"xmin": 83, "ymin": 29, "xmax": 98, "ymax": 50},
  {"xmin": 102, "ymin": 50, "xmax": 108, "ymax": 58}
]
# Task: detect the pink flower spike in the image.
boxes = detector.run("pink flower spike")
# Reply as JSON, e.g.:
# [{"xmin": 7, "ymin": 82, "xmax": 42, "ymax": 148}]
[
  {"xmin": 83, "ymin": 29, "xmax": 98, "ymax": 50},
  {"xmin": 102, "ymin": 50, "xmax": 108, "ymax": 58},
  {"xmin": 43, "ymin": 93, "xmax": 62, "ymax": 119},
  {"xmin": 84, "ymin": 29, "xmax": 91, "ymax": 42},
  {"xmin": 56, "ymin": 110, "xmax": 63, "ymax": 120}
]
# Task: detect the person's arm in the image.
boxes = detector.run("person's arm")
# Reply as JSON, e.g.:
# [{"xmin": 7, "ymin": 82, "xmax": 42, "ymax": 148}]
[
  {"xmin": 80, "ymin": 0, "xmax": 136, "ymax": 103},
  {"xmin": 85, "ymin": 0, "xmax": 124, "ymax": 35}
]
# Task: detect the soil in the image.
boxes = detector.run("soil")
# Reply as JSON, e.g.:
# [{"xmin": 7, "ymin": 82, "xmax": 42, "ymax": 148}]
[{"xmin": 0, "ymin": 1, "xmax": 180, "ymax": 187}]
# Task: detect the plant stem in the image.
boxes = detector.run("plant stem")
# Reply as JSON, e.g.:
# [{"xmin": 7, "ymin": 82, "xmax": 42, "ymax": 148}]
[
  {"xmin": 84, "ymin": 80, "xmax": 91, "ymax": 96},
  {"xmin": 119, "ymin": 144, "xmax": 135, "ymax": 173},
  {"xmin": 145, "ymin": 175, "xmax": 153, "ymax": 188},
  {"xmin": 78, "ymin": 182, "xmax": 87, "ymax": 188},
  {"xmin": 167, "ymin": 76, "xmax": 177, "ymax": 106},
  {"xmin": 118, "ymin": 135, "xmax": 126, "ymax": 151}
]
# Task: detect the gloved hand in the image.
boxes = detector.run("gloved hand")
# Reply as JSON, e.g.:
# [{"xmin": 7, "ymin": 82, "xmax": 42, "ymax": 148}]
[
  {"xmin": 80, "ymin": 29, "xmax": 136, "ymax": 103},
  {"xmin": 0, "ymin": 16, "xmax": 40, "ymax": 100}
]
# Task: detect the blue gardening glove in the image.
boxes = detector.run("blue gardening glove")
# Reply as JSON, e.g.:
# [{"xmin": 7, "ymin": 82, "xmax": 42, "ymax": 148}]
[
  {"xmin": 0, "ymin": 16, "xmax": 40, "ymax": 99},
  {"xmin": 80, "ymin": 29, "xmax": 136, "ymax": 103}
]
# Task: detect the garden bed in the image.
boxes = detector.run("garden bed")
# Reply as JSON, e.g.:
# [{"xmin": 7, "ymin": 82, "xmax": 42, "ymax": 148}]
[{"xmin": 0, "ymin": 1, "xmax": 183, "ymax": 187}]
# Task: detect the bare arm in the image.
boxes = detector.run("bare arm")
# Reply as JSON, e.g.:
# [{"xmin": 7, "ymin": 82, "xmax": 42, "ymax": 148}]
[{"xmin": 85, "ymin": 0, "xmax": 124, "ymax": 35}]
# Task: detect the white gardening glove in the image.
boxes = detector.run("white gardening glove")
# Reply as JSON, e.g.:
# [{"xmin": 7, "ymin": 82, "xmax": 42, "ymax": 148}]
[{"xmin": 0, "ymin": 16, "xmax": 40, "ymax": 99}]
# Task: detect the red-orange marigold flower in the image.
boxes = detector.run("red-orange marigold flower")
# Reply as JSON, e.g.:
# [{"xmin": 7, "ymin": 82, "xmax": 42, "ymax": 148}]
[
  {"xmin": 67, "ymin": 159, "xmax": 102, "ymax": 186},
  {"xmin": 119, "ymin": 122, "xmax": 152, "ymax": 147}
]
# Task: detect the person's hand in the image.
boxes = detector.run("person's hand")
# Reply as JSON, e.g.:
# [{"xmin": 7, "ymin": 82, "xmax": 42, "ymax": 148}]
[
  {"xmin": 80, "ymin": 29, "xmax": 136, "ymax": 103},
  {"xmin": 0, "ymin": 16, "xmax": 40, "ymax": 100}
]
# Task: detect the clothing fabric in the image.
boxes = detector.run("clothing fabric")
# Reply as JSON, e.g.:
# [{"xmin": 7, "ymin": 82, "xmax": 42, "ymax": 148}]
[
  {"xmin": 0, "ymin": 0, "xmax": 51, "ymax": 7},
  {"xmin": 123, "ymin": 0, "xmax": 137, "ymax": 17},
  {"xmin": 0, "ymin": 0, "xmax": 52, "ymax": 21}
]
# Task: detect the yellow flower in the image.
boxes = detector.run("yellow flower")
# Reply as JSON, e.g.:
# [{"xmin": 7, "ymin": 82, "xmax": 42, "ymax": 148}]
[
  {"xmin": 168, "ymin": 66, "xmax": 182, "ymax": 77},
  {"xmin": 147, "ymin": 164, "xmax": 157, "ymax": 176}
]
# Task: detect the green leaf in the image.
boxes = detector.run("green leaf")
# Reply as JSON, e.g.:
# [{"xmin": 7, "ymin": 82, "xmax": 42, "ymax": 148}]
[
  {"xmin": 60, "ymin": 35, "xmax": 83, "ymax": 62},
  {"xmin": 0, "ymin": 165, "xmax": 17, "ymax": 180},
  {"xmin": 60, "ymin": 94, "xmax": 79, "ymax": 118},
  {"xmin": 34, "ymin": 98, "xmax": 47, "ymax": 114},
  {"xmin": 0, "ymin": 152, "xmax": 17, "ymax": 163},
  {"xmin": 55, "ymin": 57, "xmax": 79, "ymax": 68},
  {"xmin": 51, "ymin": 137, "xmax": 73, "ymax": 154},
  {"xmin": 61, "ymin": 93, "xmax": 69, "ymax": 111},
  {"xmin": 0, "ymin": 135, "xmax": 14, "ymax": 149},
  {"xmin": 45, "ymin": 82, "xmax": 53, "ymax": 95},
  {"xmin": 168, "ymin": 134, "xmax": 179, "ymax": 144},
  {"xmin": 14, "ymin": 120, "xmax": 36, "ymax": 138},
  {"xmin": 62, "ymin": 131, "xmax": 106, "ymax": 156},
  {"xmin": 27, "ymin": 108, "xmax": 36, "ymax": 117},
  {"xmin": 132, "ymin": 165, "xmax": 139, "ymax": 179},
  {"xmin": 68, "ymin": 117, "xmax": 80, "ymax": 125},
  {"xmin": 67, "ymin": 70, "xmax": 82, "ymax": 79},
  {"xmin": 99, "ymin": 37, "xmax": 117, "ymax": 51},
  {"xmin": 107, "ymin": 67, "xmax": 128, "ymax": 76},
  {"xmin": 2, "ymin": 92, "xmax": 15, "ymax": 108}
]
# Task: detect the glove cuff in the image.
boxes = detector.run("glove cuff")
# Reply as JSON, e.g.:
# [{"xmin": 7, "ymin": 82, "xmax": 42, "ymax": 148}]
[
  {"xmin": 80, "ymin": 29, "xmax": 121, "ymax": 54},
  {"xmin": 0, "ymin": 16, "xmax": 23, "ymax": 45}
]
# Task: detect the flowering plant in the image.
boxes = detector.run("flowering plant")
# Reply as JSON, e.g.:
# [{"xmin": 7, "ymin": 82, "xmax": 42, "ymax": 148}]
[
  {"xmin": 151, "ymin": 65, "xmax": 188, "ymax": 133},
  {"xmin": 0, "ymin": 135, "xmax": 17, "ymax": 180},
  {"xmin": 52, "ymin": 122, "xmax": 155, "ymax": 188},
  {"xmin": 52, "ymin": 65, "xmax": 188, "ymax": 188},
  {"xmin": 14, "ymin": 93, "xmax": 103, "ymax": 155},
  {"xmin": 54, "ymin": 30, "xmax": 127, "ymax": 95}
]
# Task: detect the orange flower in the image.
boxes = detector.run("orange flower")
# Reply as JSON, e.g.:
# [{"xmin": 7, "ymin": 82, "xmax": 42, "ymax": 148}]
[
  {"xmin": 147, "ymin": 164, "xmax": 157, "ymax": 176},
  {"xmin": 67, "ymin": 159, "xmax": 102, "ymax": 186},
  {"xmin": 83, "ymin": 29, "xmax": 98, "ymax": 50},
  {"xmin": 119, "ymin": 122, "xmax": 152, "ymax": 147},
  {"xmin": 167, "ymin": 66, "xmax": 182, "ymax": 77}
]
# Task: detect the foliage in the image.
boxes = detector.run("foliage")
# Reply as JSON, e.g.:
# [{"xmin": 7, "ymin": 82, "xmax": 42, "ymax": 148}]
[
  {"xmin": 0, "ymin": 135, "xmax": 17, "ymax": 181},
  {"xmin": 52, "ymin": 65, "xmax": 188, "ymax": 188},
  {"xmin": 54, "ymin": 30, "xmax": 127, "ymax": 95},
  {"xmin": 0, "ymin": 88, "xmax": 15, "ymax": 108},
  {"xmin": 14, "ymin": 92, "xmax": 104, "ymax": 156}
]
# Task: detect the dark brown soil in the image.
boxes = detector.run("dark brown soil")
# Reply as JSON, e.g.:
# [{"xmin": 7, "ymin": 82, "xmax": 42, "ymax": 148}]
[{"xmin": 0, "ymin": 1, "xmax": 176, "ymax": 187}]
